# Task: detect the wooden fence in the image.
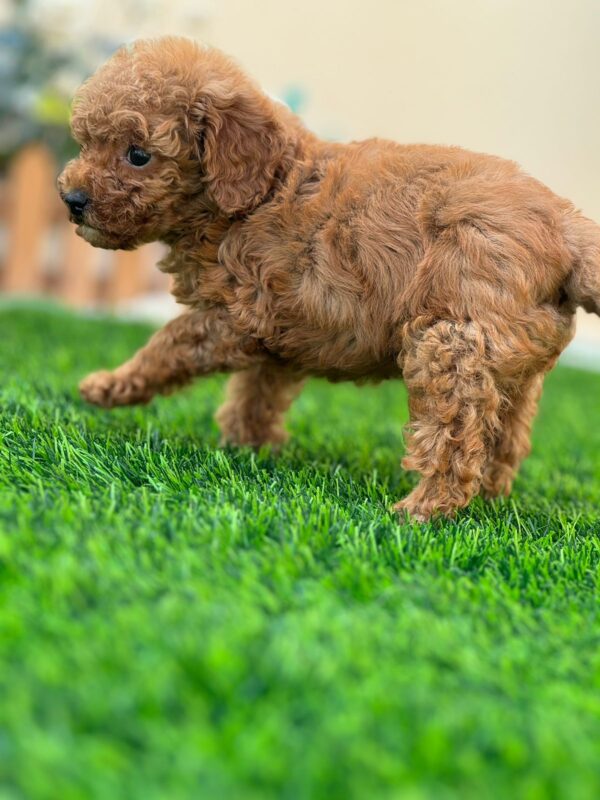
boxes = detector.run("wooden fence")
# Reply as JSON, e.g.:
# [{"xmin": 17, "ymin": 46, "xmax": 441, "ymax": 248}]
[{"xmin": 0, "ymin": 143, "xmax": 170, "ymax": 308}]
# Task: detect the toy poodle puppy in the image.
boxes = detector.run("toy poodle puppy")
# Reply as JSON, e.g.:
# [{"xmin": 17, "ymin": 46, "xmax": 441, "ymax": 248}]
[{"xmin": 58, "ymin": 37, "xmax": 600, "ymax": 521}]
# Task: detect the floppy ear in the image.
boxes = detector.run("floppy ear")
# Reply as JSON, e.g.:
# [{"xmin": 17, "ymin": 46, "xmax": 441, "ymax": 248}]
[{"xmin": 195, "ymin": 85, "xmax": 289, "ymax": 216}]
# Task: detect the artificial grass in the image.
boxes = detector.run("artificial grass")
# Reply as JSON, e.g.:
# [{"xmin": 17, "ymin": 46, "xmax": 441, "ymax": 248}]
[{"xmin": 0, "ymin": 305, "xmax": 598, "ymax": 800}]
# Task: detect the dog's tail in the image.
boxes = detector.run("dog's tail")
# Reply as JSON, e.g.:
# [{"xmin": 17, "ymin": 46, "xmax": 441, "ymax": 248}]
[{"xmin": 563, "ymin": 211, "xmax": 600, "ymax": 315}]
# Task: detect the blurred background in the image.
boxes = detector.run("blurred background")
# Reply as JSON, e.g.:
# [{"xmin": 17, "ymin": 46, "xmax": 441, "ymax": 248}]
[{"xmin": 0, "ymin": 0, "xmax": 599, "ymax": 365}]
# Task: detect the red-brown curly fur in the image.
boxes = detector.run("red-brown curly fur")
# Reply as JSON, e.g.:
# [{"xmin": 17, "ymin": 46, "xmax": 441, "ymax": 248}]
[{"xmin": 58, "ymin": 36, "xmax": 600, "ymax": 521}]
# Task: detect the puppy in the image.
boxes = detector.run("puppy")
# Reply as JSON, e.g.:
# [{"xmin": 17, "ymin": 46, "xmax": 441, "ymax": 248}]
[{"xmin": 58, "ymin": 36, "xmax": 600, "ymax": 520}]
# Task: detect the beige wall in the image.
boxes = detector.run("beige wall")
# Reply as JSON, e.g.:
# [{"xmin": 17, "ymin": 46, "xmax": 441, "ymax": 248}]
[{"xmin": 206, "ymin": 0, "xmax": 600, "ymax": 221}]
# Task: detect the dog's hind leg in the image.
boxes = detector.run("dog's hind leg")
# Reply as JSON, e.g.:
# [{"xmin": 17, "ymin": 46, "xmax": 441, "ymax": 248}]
[
  {"xmin": 394, "ymin": 320, "xmax": 502, "ymax": 521},
  {"xmin": 480, "ymin": 374, "xmax": 544, "ymax": 499},
  {"xmin": 215, "ymin": 362, "xmax": 305, "ymax": 449}
]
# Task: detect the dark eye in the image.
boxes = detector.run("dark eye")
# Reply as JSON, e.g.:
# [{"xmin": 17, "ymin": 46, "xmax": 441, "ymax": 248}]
[{"xmin": 126, "ymin": 145, "xmax": 151, "ymax": 167}]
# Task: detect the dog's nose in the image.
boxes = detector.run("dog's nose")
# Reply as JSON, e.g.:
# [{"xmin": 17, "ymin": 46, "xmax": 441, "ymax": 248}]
[{"xmin": 63, "ymin": 189, "xmax": 90, "ymax": 219}]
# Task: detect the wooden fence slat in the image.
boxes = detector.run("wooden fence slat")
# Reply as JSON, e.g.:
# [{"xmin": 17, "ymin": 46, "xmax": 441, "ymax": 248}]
[
  {"xmin": 60, "ymin": 223, "xmax": 98, "ymax": 307},
  {"xmin": 0, "ymin": 144, "xmax": 175, "ymax": 311},
  {"xmin": 109, "ymin": 249, "xmax": 150, "ymax": 305},
  {"xmin": 146, "ymin": 242, "xmax": 170, "ymax": 292},
  {"xmin": 3, "ymin": 144, "xmax": 55, "ymax": 294}
]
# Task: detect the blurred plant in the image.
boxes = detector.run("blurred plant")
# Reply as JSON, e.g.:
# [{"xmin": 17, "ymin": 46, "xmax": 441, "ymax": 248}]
[
  {"xmin": 0, "ymin": 0, "xmax": 213, "ymax": 172},
  {"xmin": 280, "ymin": 84, "xmax": 308, "ymax": 116},
  {"xmin": 0, "ymin": 7, "xmax": 91, "ymax": 169}
]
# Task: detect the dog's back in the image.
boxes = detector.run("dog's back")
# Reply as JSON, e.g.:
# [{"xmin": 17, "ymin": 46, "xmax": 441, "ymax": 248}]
[{"xmin": 215, "ymin": 136, "xmax": 593, "ymax": 377}]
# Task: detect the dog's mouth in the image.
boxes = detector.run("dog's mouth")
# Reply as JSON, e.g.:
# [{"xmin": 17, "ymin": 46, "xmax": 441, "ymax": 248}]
[
  {"xmin": 76, "ymin": 224, "xmax": 132, "ymax": 250},
  {"xmin": 76, "ymin": 224, "xmax": 110, "ymax": 247}
]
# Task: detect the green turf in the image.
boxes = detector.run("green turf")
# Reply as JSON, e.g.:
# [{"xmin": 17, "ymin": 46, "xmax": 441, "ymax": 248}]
[{"xmin": 0, "ymin": 305, "xmax": 598, "ymax": 800}]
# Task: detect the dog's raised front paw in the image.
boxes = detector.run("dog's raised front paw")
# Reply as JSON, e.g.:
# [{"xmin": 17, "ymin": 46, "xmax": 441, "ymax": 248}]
[{"xmin": 79, "ymin": 370, "xmax": 151, "ymax": 408}]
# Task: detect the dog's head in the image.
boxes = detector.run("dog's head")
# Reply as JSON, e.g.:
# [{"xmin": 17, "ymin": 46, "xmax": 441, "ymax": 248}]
[{"xmin": 58, "ymin": 37, "xmax": 294, "ymax": 250}]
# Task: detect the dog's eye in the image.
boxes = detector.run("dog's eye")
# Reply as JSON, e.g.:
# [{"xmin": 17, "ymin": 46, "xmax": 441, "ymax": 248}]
[{"xmin": 126, "ymin": 146, "xmax": 151, "ymax": 167}]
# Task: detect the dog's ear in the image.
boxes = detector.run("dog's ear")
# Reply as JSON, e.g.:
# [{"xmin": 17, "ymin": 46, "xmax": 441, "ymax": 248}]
[{"xmin": 192, "ymin": 84, "xmax": 289, "ymax": 216}]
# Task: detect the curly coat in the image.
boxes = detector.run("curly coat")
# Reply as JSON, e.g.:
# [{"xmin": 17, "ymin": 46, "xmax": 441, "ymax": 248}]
[{"xmin": 58, "ymin": 36, "xmax": 600, "ymax": 520}]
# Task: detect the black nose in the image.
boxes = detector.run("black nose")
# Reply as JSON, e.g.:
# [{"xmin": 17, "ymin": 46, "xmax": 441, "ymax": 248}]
[{"xmin": 63, "ymin": 189, "xmax": 89, "ymax": 219}]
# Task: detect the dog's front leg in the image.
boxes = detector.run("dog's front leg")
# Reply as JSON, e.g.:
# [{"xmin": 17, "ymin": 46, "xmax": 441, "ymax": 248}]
[
  {"xmin": 79, "ymin": 308, "xmax": 259, "ymax": 408},
  {"xmin": 215, "ymin": 363, "xmax": 305, "ymax": 448}
]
